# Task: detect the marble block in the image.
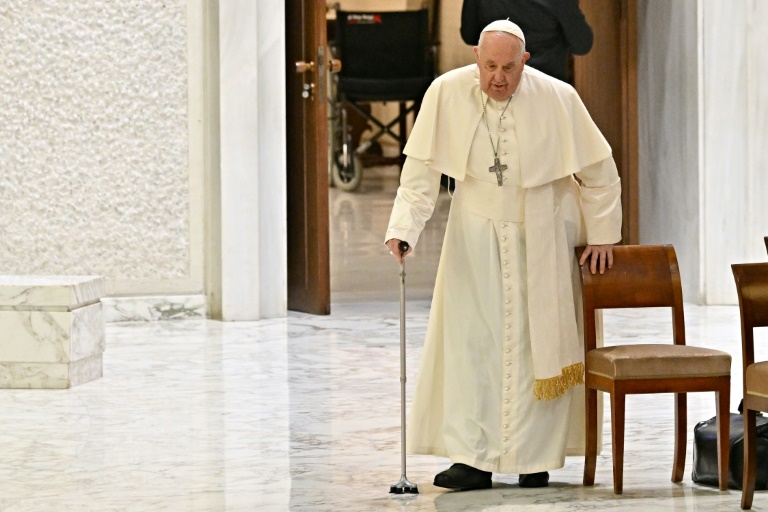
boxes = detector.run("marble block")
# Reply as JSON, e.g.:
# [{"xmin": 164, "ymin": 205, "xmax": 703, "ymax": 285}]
[{"xmin": 0, "ymin": 276, "xmax": 105, "ymax": 389}]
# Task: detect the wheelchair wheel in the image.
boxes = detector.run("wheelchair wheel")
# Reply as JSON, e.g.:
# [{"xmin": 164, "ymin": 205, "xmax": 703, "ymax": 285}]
[{"xmin": 331, "ymin": 149, "xmax": 363, "ymax": 192}]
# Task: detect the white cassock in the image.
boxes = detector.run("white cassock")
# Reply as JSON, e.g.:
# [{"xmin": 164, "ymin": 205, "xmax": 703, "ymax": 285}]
[{"xmin": 385, "ymin": 64, "xmax": 622, "ymax": 474}]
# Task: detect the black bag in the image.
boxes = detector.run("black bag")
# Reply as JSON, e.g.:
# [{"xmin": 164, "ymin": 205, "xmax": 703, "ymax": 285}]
[{"xmin": 692, "ymin": 405, "xmax": 768, "ymax": 490}]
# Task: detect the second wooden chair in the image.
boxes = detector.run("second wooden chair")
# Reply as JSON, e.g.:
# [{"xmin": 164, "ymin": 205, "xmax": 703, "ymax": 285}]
[{"xmin": 732, "ymin": 262, "xmax": 768, "ymax": 509}]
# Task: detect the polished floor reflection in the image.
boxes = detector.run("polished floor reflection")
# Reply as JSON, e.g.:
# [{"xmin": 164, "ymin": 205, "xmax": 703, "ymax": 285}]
[
  {"xmin": 330, "ymin": 164, "xmax": 452, "ymax": 303},
  {"xmin": 0, "ymin": 166, "xmax": 761, "ymax": 511}
]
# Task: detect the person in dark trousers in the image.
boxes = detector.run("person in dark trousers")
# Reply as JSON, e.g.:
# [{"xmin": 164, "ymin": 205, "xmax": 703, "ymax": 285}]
[{"xmin": 461, "ymin": 0, "xmax": 592, "ymax": 82}]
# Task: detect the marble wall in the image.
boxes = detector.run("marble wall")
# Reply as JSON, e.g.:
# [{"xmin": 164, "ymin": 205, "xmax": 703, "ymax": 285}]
[
  {"xmin": 701, "ymin": 0, "xmax": 768, "ymax": 304},
  {"xmin": 212, "ymin": 0, "xmax": 287, "ymax": 320},
  {"xmin": 637, "ymin": 0, "xmax": 701, "ymax": 302},
  {"xmin": 254, "ymin": 0, "xmax": 288, "ymax": 320},
  {"xmin": 638, "ymin": 0, "xmax": 768, "ymax": 304},
  {"xmin": 0, "ymin": 1, "xmax": 203, "ymax": 297}
]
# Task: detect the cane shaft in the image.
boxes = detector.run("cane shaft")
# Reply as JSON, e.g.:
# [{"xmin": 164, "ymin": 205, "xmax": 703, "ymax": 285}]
[
  {"xmin": 399, "ymin": 258, "xmax": 407, "ymax": 476},
  {"xmin": 390, "ymin": 241, "xmax": 417, "ymax": 494}
]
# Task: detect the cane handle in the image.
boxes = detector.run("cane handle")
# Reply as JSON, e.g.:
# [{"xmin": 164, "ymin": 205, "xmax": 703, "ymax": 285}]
[{"xmin": 398, "ymin": 241, "xmax": 410, "ymax": 256}]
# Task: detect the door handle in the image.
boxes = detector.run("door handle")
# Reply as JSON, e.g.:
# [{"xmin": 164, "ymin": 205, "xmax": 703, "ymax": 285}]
[
  {"xmin": 329, "ymin": 58, "xmax": 341, "ymax": 74},
  {"xmin": 295, "ymin": 60, "xmax": 315, "ymax": 73}
]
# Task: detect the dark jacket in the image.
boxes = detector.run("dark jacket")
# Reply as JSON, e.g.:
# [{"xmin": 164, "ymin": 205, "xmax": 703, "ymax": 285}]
[{"xmin": 461, "ymin": 0, "xmax": 592, "ymax": 82}]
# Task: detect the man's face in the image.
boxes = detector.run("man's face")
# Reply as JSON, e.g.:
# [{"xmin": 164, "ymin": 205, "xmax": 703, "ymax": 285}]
[{"xmin": 474, "ymin": 32, "xmax": 530, "ymax": 101}]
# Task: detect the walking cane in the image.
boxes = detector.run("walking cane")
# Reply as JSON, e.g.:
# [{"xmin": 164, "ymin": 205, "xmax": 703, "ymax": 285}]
[{"xmin": 390, "ymin": 240, "xmax": 419, "ymax": 494}]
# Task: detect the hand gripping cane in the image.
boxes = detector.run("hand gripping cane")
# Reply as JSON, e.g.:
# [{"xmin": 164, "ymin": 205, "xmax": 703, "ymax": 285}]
[{"xmin": 390, "ymin": 240, "xmax": 419, "ymax": 494}]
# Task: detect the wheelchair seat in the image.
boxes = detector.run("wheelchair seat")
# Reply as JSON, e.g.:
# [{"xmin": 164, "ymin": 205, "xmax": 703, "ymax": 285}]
[{"xmin": 329, "ymin": 9, "xmax": 434, "ymax": 191}]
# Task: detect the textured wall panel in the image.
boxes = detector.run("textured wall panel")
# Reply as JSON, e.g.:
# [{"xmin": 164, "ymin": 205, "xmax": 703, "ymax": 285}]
[{"xmin": 0, "ymin": 1, "xmax": 191, "ymax": 286}]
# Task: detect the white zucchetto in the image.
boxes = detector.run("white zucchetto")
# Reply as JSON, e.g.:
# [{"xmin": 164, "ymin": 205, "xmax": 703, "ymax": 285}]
[{"xmin": 481, "ymin": 19, "xmax": 526, "ymax": 45}]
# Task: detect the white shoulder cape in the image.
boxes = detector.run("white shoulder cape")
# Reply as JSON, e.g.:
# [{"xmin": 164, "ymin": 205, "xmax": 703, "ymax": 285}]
[{"xmin": 404, "ymin": 64, "xmax": 611, "ymax": 188}]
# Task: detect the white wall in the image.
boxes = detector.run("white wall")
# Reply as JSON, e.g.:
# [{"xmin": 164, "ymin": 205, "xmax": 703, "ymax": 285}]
[
  {"xmin": 638, "ymin": 0, "xmax": 768, "ymax": 304},
  {"xmin": 0, "ymin": 1, "xmax": 203, "ymax": 297},
  {"xmin": 701, "ymin": 0, "xmax": 768, "ymax": 303},
  {"xmin": 255, "ymin": 0, "xmax": 288, "ymax": 319},
  {"xmin": 637, "ymin": 0, "xmax": 701, "ymax": 302},
  {"xmin": 0, "ymin": 1, "xmax": 287, "ymax": 320},
  {"xmin": 209, "ymin": 0, "xmax": 287, "ymax": 320}
]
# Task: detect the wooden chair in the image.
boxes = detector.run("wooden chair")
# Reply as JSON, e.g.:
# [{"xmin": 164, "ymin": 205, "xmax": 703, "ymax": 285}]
[
  {"xmin": 732, "ymin": 262, "xmax": 768, "ymax": 509},
  {"xmin": 577, "ymin": 244, "xmax": 731, "ymax": 494}
]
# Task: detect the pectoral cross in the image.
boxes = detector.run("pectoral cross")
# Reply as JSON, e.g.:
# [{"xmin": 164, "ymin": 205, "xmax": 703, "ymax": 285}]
[{"xmin": 489, "ymin": 157, "xmax": 507, "ymax": 186}]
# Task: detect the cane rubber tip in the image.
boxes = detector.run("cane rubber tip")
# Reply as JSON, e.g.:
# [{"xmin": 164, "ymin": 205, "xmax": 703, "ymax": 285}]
[
  {"xmin": 389, "ymin": 484, "xmax": 419, "ymax": 494},
  {"xmin": 398, "ymin": 241, "xmax": 410, "ymax": 255}
]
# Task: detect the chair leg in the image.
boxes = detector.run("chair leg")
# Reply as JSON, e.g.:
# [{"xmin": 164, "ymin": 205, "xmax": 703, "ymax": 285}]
[
  {"xmin": 672, "ymin": 392, "xmax": 687, "ymax": 483},
  {"xmin": 716, "ymin": 383, "xmax": 730, "ymax": 491},
  {"xmin": 743, "ymin": 408, "xmax": 757, "ymax": 509},
  {"xmin": 584, "ymin": 386, "xmax": 598, "ymax": 486},
  {"xmin": 611, "ymin": 392, "xmax": 625, "ymax": 494}
]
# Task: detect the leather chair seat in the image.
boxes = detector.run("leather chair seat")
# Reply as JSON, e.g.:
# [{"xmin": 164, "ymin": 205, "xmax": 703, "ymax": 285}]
[
  {"xmin": 746, "ymin": 362, "xmax": 768, "ymax": 398},
  {"xmin": 587, "ymin": 344, "xmax": 731, "ymax": 380}
]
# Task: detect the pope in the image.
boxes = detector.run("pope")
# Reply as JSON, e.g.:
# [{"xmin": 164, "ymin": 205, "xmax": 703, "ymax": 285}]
[{"xmin": 384, "ymin": 19, "xmax": 622, "ymax": 490}]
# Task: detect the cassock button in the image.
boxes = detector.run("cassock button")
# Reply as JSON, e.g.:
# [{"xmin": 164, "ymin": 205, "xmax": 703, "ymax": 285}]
[
  {"xmin": 505, "ymin": 399, "xmax": 510, "ymax": 404},
  {"xmin": 505, "ymin": 412, "xmax": 509, "ymax": 416},
  {"xmin": 505, "ymin": 374, "xmax": 510, "ymax": 379},
  {"xmin": 503, "ymin": 424, "xmax": 509, "ymax": 429},
  {"xmin": 503, "ymin": 449, "xmax": 508, "ymax": 454},
  {"xmin": 503, "ymin": 261, "xmax": 508, "ymax": 266},
  {"xmin": 504, "ymin": 274, "xmax": 509, "ymax": 278},
  {"xmin": 500, "ymin": 127, "xmax": 506, "ymax": 132},
  {"xmin": 503, "ymin": 249, "xmax": 508, "ymax": 253},
  {"xmin": 505, "ymin": 361, "xmax": 511, "ymax": 366},
  {"xmin": 501, "ymin": 223, "xmax": 507, "ymax": 228},
  {"xmin": 506, "ymin": 325, "xmax": 511, "ymax": 330},
  {"xmin": 505, "ymin": 299, "xmax": 510, "ymax": 304},
  {"xmin": 502, "ymin": 237, "xmax": 508, "ymax": 241},
  {"xmin": 505, "ymin": 387, "xmax": 510, "ymax": 391},
  {"xmin": 503, "ymin": 437, "xmax": 509, "ymax": 442},
  {"xmin": 505, "ymin": 312, "xmax": 510, "ymax": 317}
]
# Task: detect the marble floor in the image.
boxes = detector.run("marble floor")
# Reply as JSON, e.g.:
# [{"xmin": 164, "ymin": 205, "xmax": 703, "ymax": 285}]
[{"xmin": 1, "ymin": 166, "xmax": 766, "ymax": 511}]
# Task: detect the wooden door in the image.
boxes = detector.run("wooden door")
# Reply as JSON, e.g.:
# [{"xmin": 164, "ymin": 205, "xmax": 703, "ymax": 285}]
[
  {"xmin": 574, "ymin": 0, "xmax": 639, "ymax": 245},
  {"xmin": 286, "ymin": 0, "xmax": 331, "ymax": 314}
]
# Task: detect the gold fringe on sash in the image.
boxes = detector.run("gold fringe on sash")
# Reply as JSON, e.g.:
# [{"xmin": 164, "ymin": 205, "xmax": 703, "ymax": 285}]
[{"xmin": 533, "ymin": 362, "xmax": 585, "ymax": 401}]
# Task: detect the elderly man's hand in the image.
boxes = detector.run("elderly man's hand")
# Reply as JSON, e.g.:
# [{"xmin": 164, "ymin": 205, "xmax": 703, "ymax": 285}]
[
  {"xmin": 579, "ymin": 244, "xmax": 614, "ymax": 275},
  {"xmin": 385, "ymin": 238, "xmax": 412, "ymax": 264}
]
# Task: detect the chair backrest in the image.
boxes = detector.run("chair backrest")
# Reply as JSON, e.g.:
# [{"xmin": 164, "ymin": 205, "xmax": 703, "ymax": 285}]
[
  {"xmin": 732, "ymin": 263, "xmax": 768, "ymax": 368},
  {"xmin": 577, "ymin": 245, "xmax": 686, "ymax": 352},
  {"xmin": 334, "ymin": 9, "xmax": 431, "ymax": 80}
]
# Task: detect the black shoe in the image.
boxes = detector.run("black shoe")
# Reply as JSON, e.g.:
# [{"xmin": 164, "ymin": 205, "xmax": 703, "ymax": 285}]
[
  {"xmin": 433, "ymin": 463, "xmax": 492, "ymax": 491},
  {"xmin": 518, "ymin": 471, "xmax": 549, "ymax": 488}
]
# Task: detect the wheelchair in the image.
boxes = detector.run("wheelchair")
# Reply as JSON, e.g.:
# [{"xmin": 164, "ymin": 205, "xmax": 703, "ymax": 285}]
[{"xmin": 328, "ymin": 8, "xmax": 435, "ymax": 192}]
